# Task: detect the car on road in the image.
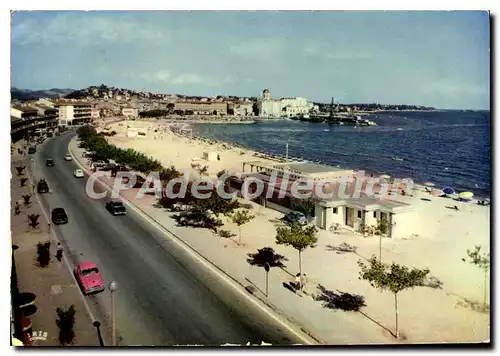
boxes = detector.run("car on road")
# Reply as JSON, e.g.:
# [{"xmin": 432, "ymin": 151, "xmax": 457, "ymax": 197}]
[
  {"xmin": 28, "ymin": 147, "xmax": 36, "ymax": 154},
  {"xmin": 64, "ymin": 154, "xmax": 73, "ymax": 161},
  {"xmin": 51, "ymin": 207, "xmax": 68, "ymax": 225},
  {"xmin": 74, "ymin": 261, "xmax": 105, "ymax": 295},
  {"xmin": 46, "ymin": 158, "xmax": 55, "ymax": 167},
  {"xmin": 105, "ymin": 200, "xmax": 127, "ymax": 216},
  {"xmin": 37, "ymin": 179, "xmax": 49, "ymax": 194},
  {"xmin": 283, "ymin": 211, "xmax": 308, "ymax": 225},
  {"xmin": 74, "ymin": 169, "xmax": 84, "ymax": 178}
]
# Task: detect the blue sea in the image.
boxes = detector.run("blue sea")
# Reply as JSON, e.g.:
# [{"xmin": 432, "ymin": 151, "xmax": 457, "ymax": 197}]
[{"xmin": 192, "ymin": 110, "xmax": 491, "ymax": 198}]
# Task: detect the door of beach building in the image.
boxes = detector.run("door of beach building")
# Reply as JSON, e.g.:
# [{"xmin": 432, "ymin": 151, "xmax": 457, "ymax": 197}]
[{"xmin": 345, "ymin": 207, "xmax": 355, "ymax": 227}]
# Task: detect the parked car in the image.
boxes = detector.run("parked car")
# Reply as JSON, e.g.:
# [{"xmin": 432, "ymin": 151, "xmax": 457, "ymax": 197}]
[
  {"xmin": 283, "ymin": 211, "xmax": 308, "ymax": 225},
  {"xmin": 74, "ymin": 261, "xmax": 105, "ymax": 295},
  {"xmin": 46, "ymin": 132, "xmax": 53, "ymax": 138},
  {"xmin": 105, "ymin": 200, "xmax": 127, "ymax": 216},
  {"xmin": 28, "ymin": 147, "xmax": 36, "ymax": 154},
  {"xmin": 51, "ymin": 207, "xmax": 68, "ymax": 225},
  {"xmin": 37, "ymin": 179, "xmax": 49, "ymax": 194},
  {"xmin": 64, "ymin": 154, "xmax": 73, "ymax": 161},
  {"xmin": 46, "ymin": 158, "xmax": 55, "ymax": 167},
  {"xmin": 74, "ymin": 169, "xmax": 84, "ymax": 178}
]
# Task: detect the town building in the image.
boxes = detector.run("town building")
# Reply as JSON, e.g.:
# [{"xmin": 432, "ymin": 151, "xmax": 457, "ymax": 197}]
[
  {"xmin": 54, "ymin": 100, "xmax": 93, "ymax": 126},
  {"xmin": 10, "ymin": 104, "xmax": 57, "ymax": 141},
  {"xmin": 91, "ymin": 107, "xmax": 100, "ymax": 120},
  {"xmin": 174, "ymin": 101, "xmax": 227, "ymax": 115},
  {"xmin": 257, "ymin": 89, "xmax": 314, "ymax": 118},
  {"xmin": 122, "ymin": 107, "xmax": 139, "ymax": 118},
  {"xmin": 228, "ymin": 102, "xmax": 254, "ymax": 116},
  {"xmin": 257, "ymin": 89, "xmax": 282, "ymax": 118}
]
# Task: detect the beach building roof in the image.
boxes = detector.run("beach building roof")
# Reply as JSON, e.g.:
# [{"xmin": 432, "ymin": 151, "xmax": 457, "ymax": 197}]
[
  {"xmin": 232, "ymin": 172, "xmax": 413, "ymax": 213},
  {"xmin": 243, "ymin": 160, "xmax": 354, "ymax": 180}
]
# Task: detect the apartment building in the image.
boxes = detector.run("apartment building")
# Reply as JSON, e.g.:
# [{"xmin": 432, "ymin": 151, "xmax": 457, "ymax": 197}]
[
  {"xmin": 11, "ymin": 105, "xmax": 53, "ymax": 140},
  {"xmin": 54, "ymin": 100, "xmax": 93, "ymax": 126},
  {"xmin": 174, "ymin": 101, "xmax": 227, "ymax": 115}
]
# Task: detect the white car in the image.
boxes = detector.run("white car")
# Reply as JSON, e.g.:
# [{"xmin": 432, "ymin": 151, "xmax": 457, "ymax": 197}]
[
  {"xmin": 74, "ymin": 169, "xmax": 84, "ymax": 178},
  {"xmin": 64, "ymin": 154, "xmax": 73, "ymax": 161}
]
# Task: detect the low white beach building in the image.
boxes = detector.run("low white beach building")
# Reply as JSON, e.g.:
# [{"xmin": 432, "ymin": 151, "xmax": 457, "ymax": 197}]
[{"xmin": 315, "ymin": 196, "xmax": 416, "ymax": 238}]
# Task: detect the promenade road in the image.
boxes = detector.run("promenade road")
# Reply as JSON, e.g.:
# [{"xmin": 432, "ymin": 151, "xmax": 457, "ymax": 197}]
[{"xmin": 33, "ymin": 132, "xmax": 305, "ymax": 346}]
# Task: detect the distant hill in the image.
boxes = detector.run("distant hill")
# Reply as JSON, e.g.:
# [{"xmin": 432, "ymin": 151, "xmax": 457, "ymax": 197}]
[{"xmin": 11, "ymin": 87, "xmax": 76, "ymax": 101}]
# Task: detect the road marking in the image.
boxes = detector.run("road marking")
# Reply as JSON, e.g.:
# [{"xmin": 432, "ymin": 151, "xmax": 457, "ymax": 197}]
[
  {"xmin": 68, "ymin": 138, "xmax": 318, "ymax": 345},
  {"xmin": 26, "ymin": 153, "xmax": 98, "ymax": 326}
]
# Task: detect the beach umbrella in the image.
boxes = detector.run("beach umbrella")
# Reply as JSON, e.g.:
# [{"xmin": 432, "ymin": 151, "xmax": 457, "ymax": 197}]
[
  {"xmin": 442, "ymin": 186, "xmax": 455, "ymax": 195},
  {"xmin": 380, "ymin": 174, "xmax": 391, "ymax": 180},
  {"xmin": 459, "ymin": 192, "xmax": 474, "ymax": 199},
  {"xmin": 423, "ymin": 182, "xmax": 435, "ymax": 187}
]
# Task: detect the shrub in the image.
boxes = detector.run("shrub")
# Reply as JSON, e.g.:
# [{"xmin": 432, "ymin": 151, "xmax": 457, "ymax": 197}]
[
  {"xmin": 28, "ymin": 214, "xmax": 40, "ymax": 228},
  {"xmin": 23, "ymin": 194, "xmax": 32, "ymax": 205},
  {"xmin": 16, "ymin": 166, "xmax": 26, "ymax": 175}
]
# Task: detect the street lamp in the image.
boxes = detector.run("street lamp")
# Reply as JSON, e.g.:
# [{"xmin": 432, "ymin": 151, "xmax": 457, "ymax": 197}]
[{"xmin": 108, "ymin": 281, "xmax": 118, "ymax": 346}]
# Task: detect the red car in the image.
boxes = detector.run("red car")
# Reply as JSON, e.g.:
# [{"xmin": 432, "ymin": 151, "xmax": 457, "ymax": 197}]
[{"xmin": 74, "ymin": 261, "xmax": 105, "ymax": 295}]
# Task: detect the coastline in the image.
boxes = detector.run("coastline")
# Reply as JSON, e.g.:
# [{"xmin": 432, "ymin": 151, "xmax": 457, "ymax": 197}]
[
  {"xmin": 96, "ymin": 118, "xmax": 490, "ymax": 343},
  {"xmin": 101, "ymin": 117, "xmax": 487, "ymax": 199}
]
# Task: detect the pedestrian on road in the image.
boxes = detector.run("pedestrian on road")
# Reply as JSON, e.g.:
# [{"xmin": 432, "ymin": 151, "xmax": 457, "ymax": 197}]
[{"xmin": 56, "ymin": 243, "xmax": 63, "ymax": 262}]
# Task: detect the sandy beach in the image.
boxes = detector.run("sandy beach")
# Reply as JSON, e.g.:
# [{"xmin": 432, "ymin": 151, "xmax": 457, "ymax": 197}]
[{"xmin": 99, "ymin": 118, "xmax": 490, "ymax": 342}]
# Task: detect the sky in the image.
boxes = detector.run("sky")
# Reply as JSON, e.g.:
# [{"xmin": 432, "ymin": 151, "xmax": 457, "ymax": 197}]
[{"xmin": 10, "ymin": 11, "xmax": 490, "ymax": 109}]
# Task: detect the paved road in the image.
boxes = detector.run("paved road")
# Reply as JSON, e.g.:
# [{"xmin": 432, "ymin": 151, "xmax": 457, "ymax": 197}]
[{"xmin": 33, "ymin": 132, "xmax": 304, "ymax": 346}]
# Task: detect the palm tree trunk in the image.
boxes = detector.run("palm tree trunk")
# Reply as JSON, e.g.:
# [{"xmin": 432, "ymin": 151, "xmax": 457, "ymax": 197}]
[
  {"xmin": 394, "ymin": 292, "xmax": 399, "ymax": 339},
  {"xmin": 238, "ymin": 225, "xmax": 242, "ymax": 245}
]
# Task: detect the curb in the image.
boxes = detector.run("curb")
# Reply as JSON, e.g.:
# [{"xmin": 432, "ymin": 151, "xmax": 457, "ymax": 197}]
[{"xmin": 68, "ymin": 136, "xmax": 324, "ymax": 345}]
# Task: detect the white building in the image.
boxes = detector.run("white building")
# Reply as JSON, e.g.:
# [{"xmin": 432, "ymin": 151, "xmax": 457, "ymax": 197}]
[
  {"xmin": 257, "ymin": 89, "xmax": 314, "ymax": 118},
  {"xmin": 57, "ymin": 105, "xmax": 74, "ymax": 127},
  {"xmin": 122, "ymin": 108, "xmax": 139, "ymax": 117},
  {"xmin": 91, "ymin": 108, "xmax": 100, "ymax": 119},
  {"xmin": 258, "ymin": 89, "xmax": 282, "ymax": 118}
]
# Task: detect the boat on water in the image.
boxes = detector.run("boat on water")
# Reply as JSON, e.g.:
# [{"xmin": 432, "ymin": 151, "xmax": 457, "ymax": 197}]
[{"xmin": 392, "ymin": 157, "xmax": 404, "ymax": 162}]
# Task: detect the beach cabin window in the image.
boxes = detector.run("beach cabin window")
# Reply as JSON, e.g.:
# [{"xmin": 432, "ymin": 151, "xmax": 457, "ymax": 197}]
[
  {"xmin": 357, "ymin": 210, "xmax": 362, "ymax": 218},
  {"xmin": 333, "ymin": 207, "xmax": 338, "ymax": 214},
  {"xmin": 373, "ymin": 211, "xmax": 377, "ymax": 218},
  {"xmin": 380, "ymin": 211, "xmax": 387, "ymax": 221}
]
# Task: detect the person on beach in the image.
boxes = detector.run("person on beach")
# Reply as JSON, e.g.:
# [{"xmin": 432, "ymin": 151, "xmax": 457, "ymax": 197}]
[{"xmin": 14, "ymin": 201, "xmax": 20, "ymax": 215}]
